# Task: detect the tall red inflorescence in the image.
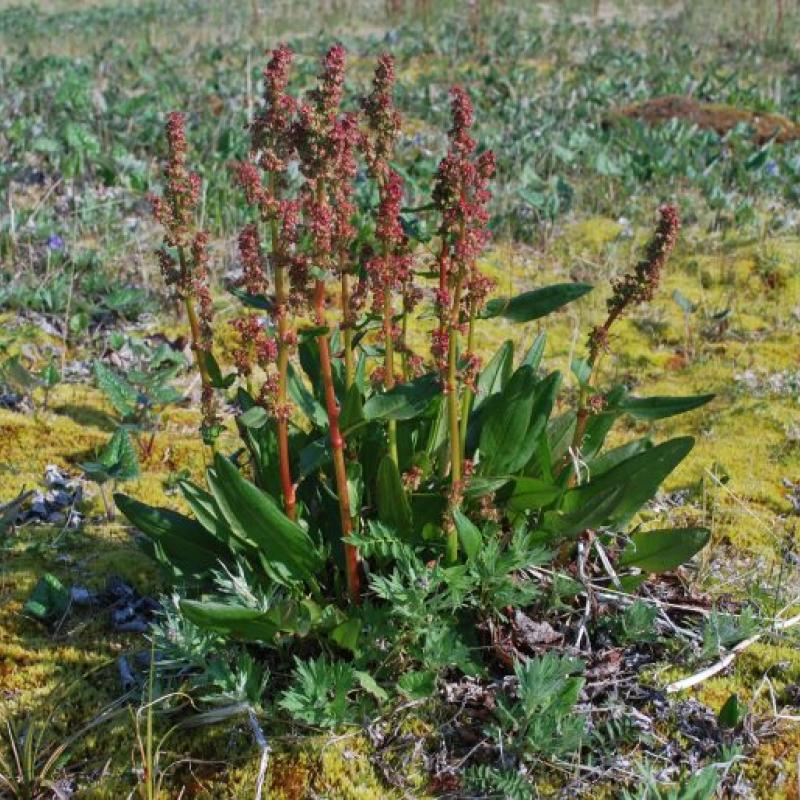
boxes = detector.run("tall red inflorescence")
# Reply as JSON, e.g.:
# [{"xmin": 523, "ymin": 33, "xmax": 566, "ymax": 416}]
[
  {"xmin": 292, "ymin": 44, "xmax": 351, "ymax": 289},
  {"xmin": 431, "ymin": 87, "xmax": 495, "ymax": 386},
  {"xmin": 231, "ymin": 224, "xmax": 279, "ymax": 407},
  {"xmin": 588, "ymin": 203, "xmax": 681, "ymax": 359},
  {"xmin": 151, "ymin": 111, "xmax": 218, "ymax": 435},
  {"xmin": 292, "ymin": 43, "xmax": 361, "ymax": 603},
  {"xmin": 232, "ymin": 44, "xmax": 304, "ymax": 418},
  {"xmin": 362, "ymin": 54, "xmax": 401, "ymax": 178},
  {"xmin": 362, "ymin": 54, "xmax": 421, "ymax": 384}
]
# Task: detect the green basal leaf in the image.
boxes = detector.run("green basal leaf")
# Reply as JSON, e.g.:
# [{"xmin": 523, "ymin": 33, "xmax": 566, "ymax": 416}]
[
  {"xmin": 287, "ymin": 363, "xmax": 328, "ymax": 429},
  {"xmin": 588, "ymin": 438, "xmax": 651, "ymax": 478},
  {"xmin": 339, "ymin": 382, "xmax": 365, "ymax": 431},
  {"xmin": 540, "ymin": 486, "xmax": 623, "ymax": 539},
  {"xmin": 480, "ymin": 368, "xmax": 560, "ymax": 476},
  {"xmin": 114, "ymin": 493, "xmax": 228, "ymax": 576},
  {"xmin": 298, "ymin": 436, "xmax": 331, "ymax": 477},
  {"xmin": 581, "ymin": 408, "xmax": 623, "ymax": 462},
  {"xmin": 298, "ymin": 324, "xmax": 329, "ymax": 340},
  {"xmin": 363, "ymin": 373, "xmax": 440, "ymax": 421},
  {"xmin": 617, "ymin": 393, "xmax": 715, "ymax": 420},
  {"xmin": 474, "ymin": 340, "xmax": 513, "ymax": 411},
  {"xmin": 570, "ymin": 357, "xmax": 591, "ymax": 388},
  {"xmin": 235, "ymin": 389, "xmax": 281, "ymax": 495},
  {"xmin": 508, "ymin": 477, "xmax": 562, "ymax": 511},
  {"xmin": 561, "ymin": 437, "xmax": 694, "ymax": 527},
  {"xmin": 330, "ymin": 617, "xmax": 362, "ymax": 654},
  {"xmin": 479, "ymin": 283, "xmax": 593, "ymax": 323},
  {"xmin": 544, "ymin": 412, "xmax": 576, "ymax": 475},
  {"xmin": 180, "ymin": 600, "xmax": 296, "ymax": 643},
  {"xmin": 201, "ymin": 350, "xmax": 236, "ymax": 389},
  {"xmin": 618, "ymin": 527, "xmax": 710, "ymax": 573},
  {"xmin": 209, "ymin": 454, "xmax": 323, "ymax": 589},
  {"xmin": 178, "ymin": 480, "xmax": 237, "ymax": 549},
  {"xmin": 376, "ymin": 456, "xmax": 413, "ymax": 538},
  {"xmin": 479, "ymin": 365, "xmax": 538, "ymax": 474},
  {"xmin": 463, "ymin": 476, "xmax": 511, "ymax": 498},
  {"xmin": 522, "ymin": 331, "xmax": 547, "ymax": 370},
  {"xmin": 229, "ymin": 286, "xmax": 273, "ymax": 310},
  {"xmin": 453, "ymin": 508, "xmax": 481, "ymax": 561}
]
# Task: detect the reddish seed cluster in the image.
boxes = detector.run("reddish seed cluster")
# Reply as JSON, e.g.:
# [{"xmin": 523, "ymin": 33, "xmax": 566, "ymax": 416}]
[
  {"xmin": 366, "ymin": 170, "xmax": 413, "ymax": 310},
  {"xmin": 361, "ymin": 55, "xmax": 422, "ymax": 378},
  {"xmin": 190, "ymin": 230, "xmax": 214, "ymax": 350},
  {"xmin": 277, "ymin": 197, "xmax": 308, "ymax": 312},
  {"xmin": 152, "ymin": 112, "xmax": 209, "ymax": 301},
  {"xmin": 233, "ymin": 45, "xmax": 306, "ymax": 417},
  {"xmin": 294, "ymin": 44, "xmax": 347, "ymax": 183},
  {"xmin": 432, "ymin": 87, "xmax": 495, "ymax": 377},
  {"xmin": 589, "ymin": 204, "xmax": 681, "ymax": 357},
  {"xmin": 289, "ymin": 45, "xmax": 357, "ymax": 289},
  {"xmin": 235, "ymin": 45, "xmax": 298, "ymax": 222},
  {"xmin": 155, "ymin": 47, "xmax": 501, "ymax": 464},
  {"xmin": 477, "ymin": 492, "xmax": 500, "ymax": 523},
  {"xmin": 361, "ymin": 54, "xmax": 402, "ymax": 177},
  {"xmin": 237, "ymin": 224, "xmax": 268, "ymax": 295},
  {"xmin": 331, "ymin": 113, "xmax": 360, "ymax": 256},
  {"xmin": 430, "ymin": 328, "xmax": 450, "ymax": 372},
  {"xmin": 433, "ymin": 89, "xmax": 495, "ymax": 266},
  {"xmin": 232, "ymin": 316, "xmax": 277, "ymax": 377},
  {"xmin": 231, "ymin": 161, "xmax": 266, "ymax": 212},
  {"xmin": 608, "ymin": 204, "xmax": 680, "ymax": 314},
  {"xmin": 232, "ymin": 225, "xmax": 277, "ymax": 397},
  {"xmin": 252, "ymin": 44, "xmax": 296, "ymax": 174},
  {"xmin": 151, "ymin": 112, "xmax": 201, "ymax": 249},
  {"xmin": 445, "ymin": 458, "xmax": 475, "ymax": 527},
  {"xmin": 150, "ymin": 112, "xmax": 218, "ymax": 432},
  {"xmin": 459, "ymin": 351, "xmax": 482, "ymax": 392},
  {"xmin": 402, "ymin": 465, "xmax": 423, "ymax": 491}
]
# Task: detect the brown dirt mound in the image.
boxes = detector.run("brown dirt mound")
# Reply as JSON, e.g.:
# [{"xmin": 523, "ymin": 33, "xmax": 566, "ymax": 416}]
[{"xmin": 613, "ymin": 95, "xmax": 800, "ymax": 144}]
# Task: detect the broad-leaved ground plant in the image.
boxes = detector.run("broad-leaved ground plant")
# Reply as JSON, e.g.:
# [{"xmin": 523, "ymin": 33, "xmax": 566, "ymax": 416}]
[{"xmin": 115, "ymin": 42, "xmax": 714, "ymax": 764}]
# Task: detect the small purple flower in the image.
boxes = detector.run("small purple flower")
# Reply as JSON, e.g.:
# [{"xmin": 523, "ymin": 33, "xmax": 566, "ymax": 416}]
[
  {"xmin": 765, "ymin": 160, "xmax": 780, "ymax": 177},
  {"xmin": 47, "ymin": 234, "xmax": 64, "ymax": 251}
]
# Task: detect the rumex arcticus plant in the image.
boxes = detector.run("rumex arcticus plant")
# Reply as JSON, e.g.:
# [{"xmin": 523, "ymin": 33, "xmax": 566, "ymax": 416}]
[{"xmin": 115, "ymin": 42, "xmax": 715, "ymax": 766}]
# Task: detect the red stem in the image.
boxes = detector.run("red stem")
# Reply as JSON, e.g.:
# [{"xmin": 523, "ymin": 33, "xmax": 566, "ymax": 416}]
[
  {"xmin": 314, "ymin": 278, "xmax": 361, "ymax": 604},
  {"xmin": 270, "ymin": 174, "xmax": 296, "ymax": 520}
]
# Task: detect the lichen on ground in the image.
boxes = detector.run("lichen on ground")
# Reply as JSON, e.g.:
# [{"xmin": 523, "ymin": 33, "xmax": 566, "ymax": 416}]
[{"xmin": 3, "ymin": 212, "xmax": 800, "ymax": 795}]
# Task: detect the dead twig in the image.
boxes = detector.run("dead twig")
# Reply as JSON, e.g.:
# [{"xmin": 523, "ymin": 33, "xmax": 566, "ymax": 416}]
[{"xmin": 665, "ymin": 613, "xmax": 800, "ymax": 693}]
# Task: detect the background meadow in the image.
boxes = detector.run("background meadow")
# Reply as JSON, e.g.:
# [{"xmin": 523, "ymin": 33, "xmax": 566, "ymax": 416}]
[{"xmin": 1, "ymin": 1, "xmax": 800, "ymax": 798}]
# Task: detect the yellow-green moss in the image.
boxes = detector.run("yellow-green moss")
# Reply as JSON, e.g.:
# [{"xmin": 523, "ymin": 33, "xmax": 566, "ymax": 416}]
[{"xmin": 2, "ymin": 215, "xmax": 800, "ymax": 796}]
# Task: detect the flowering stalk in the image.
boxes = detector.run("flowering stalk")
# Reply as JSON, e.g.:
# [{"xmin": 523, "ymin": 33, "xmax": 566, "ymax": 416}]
[
  {"xmin": 314, "ymin": 266, "xmax": 360, "ymax": 603},
  {"xmin": 332, "ymin": 113, "xmax": 359, "ymax": 392},
  {"xmin": 458, "ymin": 296, "xmax": 478, "ymax": 450},
  {"xmin": 271, "ymin": 181, "xmax": 297, "ymax": 520},
  {"xmin": 372, "ymin": 172, "xmax": 414, "ymax": 465},
  {"xmin": 295, "ymin": 45, "xmax": 361, "ymax": 603},
  {"xmin": 234, "ymin": 45, "xmax": 299, "ymax": 519},
  {"xmin": 152, "ymin": 112, "xmax": 219, "ymax": 445},
  {"xmin": 569, "ymin": 204, "xmax": 681, "ymax": 475},
  {"xmin": 341, "ymin": 269, "xmax": 355, "ymax": 389},
  {"xmin": 362, "ymin": 54, "xmax": 411, "ymax": 465},
  {"xmin": 431, "ymin": 88, "xmax": 495, "ymax": 561}
]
